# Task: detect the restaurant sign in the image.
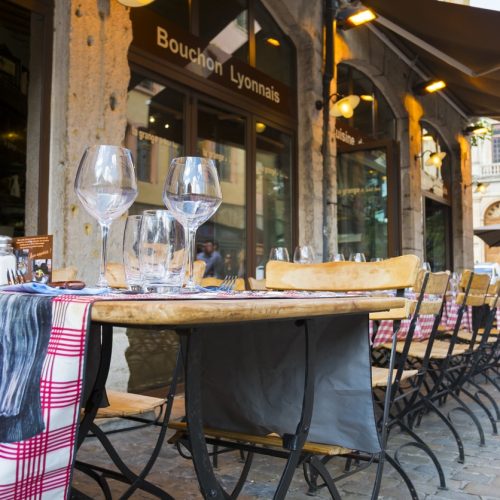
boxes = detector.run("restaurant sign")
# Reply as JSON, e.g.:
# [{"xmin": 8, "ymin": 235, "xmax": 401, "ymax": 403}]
[{"xmin": 131, "ymin": 8, "xmax": 295, "ymax": 117}]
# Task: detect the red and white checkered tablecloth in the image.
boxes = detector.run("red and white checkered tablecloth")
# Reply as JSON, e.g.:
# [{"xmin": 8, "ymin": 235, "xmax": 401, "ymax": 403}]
[
  {"xmin": 440, "ymin": 299, "xmax": 472, "ymax": 332},
  {"xmin": 0, "ymin": 295, "xmax": 93, "ymax": 500},
  {"xmin": 371, "ymin": 315, "xmax": 436, "ymax": 347}
]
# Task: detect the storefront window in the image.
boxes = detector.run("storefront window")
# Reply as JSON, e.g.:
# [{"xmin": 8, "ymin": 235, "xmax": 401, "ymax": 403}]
[
  {"xmin": 196, "ymin": 102, "xmax": 246, "ymax": 277},
  {"xmin": 126, "ymin": 74, "xmax": 184, "ymax": 210},
  {"xmin": 254, "ymin": 2, "xmax": 295, "ymax": 87},
  {"xmin": 336, "ymin": 63, "xmax": 396, "ymax": 140},
  {"xmin": 0, "ymin": 3, "xmax": 30, "ymax": 236},
  {"xmin": 199, "ymin": 0, "xmax": 249, "ymax": 64},
  {"xmin": 425, "ymin": 197, "xmax": 451, "ymax": 271},
  {"xmin": 337, "ymin": 147, "xmax": 389, "ymax": 260},
  {"xmin": 255, "ymin": 124, "xmax": 293, "ymax": 276}
]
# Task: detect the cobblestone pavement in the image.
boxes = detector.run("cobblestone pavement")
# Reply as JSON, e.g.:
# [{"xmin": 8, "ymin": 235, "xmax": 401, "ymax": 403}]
[{"xmin": 73, "ymin": 379, "xmax": 500, "ymax": 499}]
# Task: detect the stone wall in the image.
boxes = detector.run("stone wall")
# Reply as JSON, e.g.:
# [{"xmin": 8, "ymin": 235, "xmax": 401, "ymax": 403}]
[{"xmin": 49, "ymin": 0, "xmax": 133, "ymax": 283}]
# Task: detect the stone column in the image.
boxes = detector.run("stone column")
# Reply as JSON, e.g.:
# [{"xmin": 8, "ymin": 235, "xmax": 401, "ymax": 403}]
[
  {"xmin": 402, "ymin": 95, "xmax": 425, "ymax": 260},
  {"xmin": 49, "ymin": 0, "xmax": 132, "ymax": 283}
]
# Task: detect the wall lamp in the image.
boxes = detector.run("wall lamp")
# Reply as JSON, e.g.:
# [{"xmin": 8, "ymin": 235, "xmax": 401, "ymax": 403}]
[
  {"xmin": 315, "ymin": 93, "xmax": 360, "ymax": 118},
  {"xmin": 413, "ymin": 79, "xmax": 446, "ymax": 95},
  {"xmin": 463, "ymin": 124, "xmax": 490, "ymax": 136},
  {"xmin": 475, "ymin": 182, "xmax": 489, "ymax": 194},
  {"xmin": 117, "ymin": 0, "xmax": 155, "ymax": 7},
  {"xmin": 336, "ymin": 4, "xmax": 377, "ymax": 29},
  {"xmin": 415, "ymin": 150, "xmax": 447, "ymax": 168}
]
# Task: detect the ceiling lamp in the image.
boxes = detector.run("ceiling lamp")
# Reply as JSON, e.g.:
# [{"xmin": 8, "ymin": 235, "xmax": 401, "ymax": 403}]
[
  {"xmin": 255, "ymin": 122, "xmax": 267, "ymax": 133},
  {"xmin": 415, "ymin": 150, "xmax": 447, "ymax": 168},
  {"xmin": 464, "ymin": 124, "xmax": 490, "ymax": 136},
  {"xmin": 413, "ymin": 79, "xmax": 447, "ymax": 95},
  {"xmin": 266, "ymin": 37, "xmax": 281, "ymax": 47},
  {"xmin": 117, "ymin": 0, "xmax": 156, "ymax": 7},
  {"xmin": 337, "ymin": 5, "xmax": 377, "ymax": 29},
  {"xmin": 331, "ymin": 95, "xmax": 360, "ymax": 118}
]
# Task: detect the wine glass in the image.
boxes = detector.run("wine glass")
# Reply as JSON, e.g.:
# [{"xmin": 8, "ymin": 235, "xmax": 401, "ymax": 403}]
[
  {"xmin": 163, "ymin": 157, "xmax": 222, "ymax": 291},
  {"xmin": 293, "ymin": 245, "xmax": 314, "ymax": 264},
  {"xmin": 75, "ymin": 145, "xmax": 137, "ymax": 288},
  {"xmin": 269, "ymin": 247, "xmax": 290, "ymax": 262},
  {"xmin": 349, "ymin": 252, "xmax": 366, "ymax": 262},
  {"xmin": 331, "ymin": 253, "xmax": 345, "ymax": 262}
]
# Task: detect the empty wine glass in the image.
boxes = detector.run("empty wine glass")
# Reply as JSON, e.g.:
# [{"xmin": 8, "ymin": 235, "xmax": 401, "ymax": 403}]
[
  {"xmin": 293, "ymin": 245, "xmax": 314, "ymax": 264},
  {"xmin": 349, "ymin": 252, "xmax": 366, "ymax": 262},
  {"xmin": 75, "ymin": 145, "xmax": 137, "ymax": 288},
  {"xmin": 331, "ymin": 253, "xmax": 345, "ymax": 262},
  {"xmin": 163, "ymin": 157, "xmax": 222, "ymax": 291},
  {"xmin": 269, "ymin": 247, "xmax": 290, "ymax": 262}
]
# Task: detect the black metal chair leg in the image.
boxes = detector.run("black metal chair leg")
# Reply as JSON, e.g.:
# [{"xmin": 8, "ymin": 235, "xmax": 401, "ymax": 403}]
[
  {"xmin": 89, "ymin": 423, "xmax": 173, "ymax": 499},
  {"xmin": 307, "ymin": 456, "xmax": 342, "ymax": 500},
  {"xmin": 425, "ymin": 400, "xmax": 465, "ymax": 463},
  {"xmin": 460, "ymin": 387, "xmax": 498, "ymax": 434},
  {"xmin": 448, "ymin": 392, "xmax": 486, "ymax": 445},
  {"xmin": 394, "ymin": 422, "xmax": 446, "ymax": 489},
  {"xmin": 385, "ymin": 453, "xmax": 419, "ymax": 500},
  {"xmin": 472, "ymin": 383, "xmax": 500, "ymax": 420},
  {"xmin": 74, "ymin": 461, "xmax": 113, "ymax": 500},
  {"xmin": 229, "ymin": 452, "xmax": 254, "ymax": 498}
]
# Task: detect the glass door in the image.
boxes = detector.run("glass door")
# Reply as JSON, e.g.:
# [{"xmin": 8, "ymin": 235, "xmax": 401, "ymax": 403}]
[
  {"xmin": 337, "ymin": 141, "xmax": 400, "ymax": 260},
  {"xmin": 196, "ymin": 101, "xmax": 247, "ymax": 278},
  {"xmin": 424, "ymin": 197, "xmax": 452, "ymax": 271}
]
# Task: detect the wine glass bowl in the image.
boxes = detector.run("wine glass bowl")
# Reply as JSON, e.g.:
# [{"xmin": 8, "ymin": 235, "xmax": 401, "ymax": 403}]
[
  {"xmin": 163, "ymin": 157, "xmax": 222, "ymax": 291},
  {"xmin": 74, "ymin": 145, "xmax": 137, "ymax": 288}
]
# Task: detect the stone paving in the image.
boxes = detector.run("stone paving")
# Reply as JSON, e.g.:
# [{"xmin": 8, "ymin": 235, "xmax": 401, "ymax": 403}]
[{"xmin": 73, "ymin": 380, "xmax": 500, "ymax": 499}]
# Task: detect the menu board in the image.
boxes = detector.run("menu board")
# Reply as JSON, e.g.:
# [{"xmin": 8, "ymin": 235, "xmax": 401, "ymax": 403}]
[{"xmin": 13, "ymin": 235, "xmax": 53, "ymax": 283}]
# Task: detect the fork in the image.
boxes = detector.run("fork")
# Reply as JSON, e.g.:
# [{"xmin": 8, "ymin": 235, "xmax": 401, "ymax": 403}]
[{"xmin": 219, "ymin": 275, "xmax": 237, "ymax": 292}]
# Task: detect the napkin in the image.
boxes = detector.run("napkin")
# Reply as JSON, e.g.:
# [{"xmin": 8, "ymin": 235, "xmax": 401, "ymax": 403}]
[{"xmin": 0, "ymin": 282, "xmax": 109, "ymax": 296}]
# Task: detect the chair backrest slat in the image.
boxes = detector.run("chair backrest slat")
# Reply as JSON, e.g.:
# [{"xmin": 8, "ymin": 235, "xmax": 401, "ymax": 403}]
[{"xmin": 265, "ymin": 255, "xmax": 420, "ymax": 292}]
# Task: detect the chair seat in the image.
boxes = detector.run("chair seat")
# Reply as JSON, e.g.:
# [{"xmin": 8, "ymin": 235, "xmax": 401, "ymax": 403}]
[
  {"xmin": 478, "ymin": 327, "xmax": 499, "ymax": 336},
  {"xmin": 371, "ymin": 366, "xmax": 418, "ymax": 388},
  {"xmin": 96, "ymin": 390, "xmax": 164, "ymax": 418},
  {"xmin": 168, "ymin": 420, "xmax": 350, "ymax": 456},
  {"xmin": 383, "ymin": 339, "xmax": 470, "ymax": 360},
  {"xmin": 457, "ymin": 331, "xmax": 497, "ymax": 344}
]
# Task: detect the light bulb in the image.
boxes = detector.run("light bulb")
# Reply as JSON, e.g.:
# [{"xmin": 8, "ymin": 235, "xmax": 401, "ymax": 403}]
[{"xmin": 339, "ymin": 101, "xmax": 353, "ymax": 118}]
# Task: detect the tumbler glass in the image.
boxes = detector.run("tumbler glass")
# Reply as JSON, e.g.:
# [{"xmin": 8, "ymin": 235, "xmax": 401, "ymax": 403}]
[
  {"xmin": 139, "ymin": 210, "xmax": 185, "ymax": 293},
  {"xmin": 123, "ymin": 214, "xmax": 143, "ymax": 291}
]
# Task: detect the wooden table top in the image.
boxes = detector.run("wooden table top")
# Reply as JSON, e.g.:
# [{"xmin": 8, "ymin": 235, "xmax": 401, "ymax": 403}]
[{"xmin": 90, "ymin": 295, "xmax": 406, "ymax": 327}]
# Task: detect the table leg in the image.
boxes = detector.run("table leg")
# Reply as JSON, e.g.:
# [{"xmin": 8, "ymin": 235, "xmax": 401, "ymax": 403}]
[
  {"xmin": 78, "ymin": 324, "xmax": 113, "ymax": 448},
  {"xmin": 183, "ymin": 328, "xmax": 231, "ymax": 499},
  {"xmin": 273, "ymin": 318, "xmax": 316, "ymax": 500}
]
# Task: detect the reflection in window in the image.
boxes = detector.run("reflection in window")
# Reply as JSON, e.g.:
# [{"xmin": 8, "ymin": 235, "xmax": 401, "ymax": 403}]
[
  {"xmin": 336, "ymin": 63, "xmax": 395, "ymax": 140},
  {"xmin": 199, "ymin": 0, "xmax": 248, "ymax": 63},
  {"xmin": 255, "ymin": 124, "xmax": 293, "ymax": 277},
  {"xmin": 197, "ymin": 103, "xmax": 246, "ymax": 278},
  {"xmin": 425, "ymin": 198, "xmax": 450, "ymax": 271},
  {"xmin": 126, "ymin": 73, "xmax": 184, "ymax": 207},
  {"xmin": 337, "ymin": 149, "xmax": 388, "ymax": 260},
  {"xmin": 420, "ymin": 123, "xmax": 450, "ymax": 200},
  {"xmin": 254, "ymin": 2, "xmax": 295, "ymax": 87}
]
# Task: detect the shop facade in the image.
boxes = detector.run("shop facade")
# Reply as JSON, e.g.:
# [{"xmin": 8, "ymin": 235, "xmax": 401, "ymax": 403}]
[{"xmin": 1, "ymin": 0, "xmax": 474, "ymax": 277}]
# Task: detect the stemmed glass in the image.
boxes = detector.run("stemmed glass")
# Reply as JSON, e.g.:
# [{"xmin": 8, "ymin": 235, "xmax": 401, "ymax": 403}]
[
  {"xmin": 163, "ymin": 157, "xmax": 222, "ymax": 291},
  {"xmin": 74, "ymin": 145, "xmax": 137, "ymax": 288},
  {"xmin": 293, "ymin": 246, "xmax": 314, "ymax": 264}
]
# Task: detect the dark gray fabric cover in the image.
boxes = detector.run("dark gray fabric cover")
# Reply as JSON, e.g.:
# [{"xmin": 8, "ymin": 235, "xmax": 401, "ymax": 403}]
[
  {"xmin": 0, "ymin": 294, "xmax": 52, "ymax": 443},
  {"xmin": 199, "ymin": 313, "xmax": 381, "ymax": 454}
]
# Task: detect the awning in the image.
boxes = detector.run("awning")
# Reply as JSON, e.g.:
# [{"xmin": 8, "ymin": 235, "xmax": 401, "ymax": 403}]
[
  {"xmin": 362, "ymin": 0, "xmax": 500, "ymax": 119},
  {"xmin": 473, "ymin": 225, "xmax": 500, "ymax": 246}
]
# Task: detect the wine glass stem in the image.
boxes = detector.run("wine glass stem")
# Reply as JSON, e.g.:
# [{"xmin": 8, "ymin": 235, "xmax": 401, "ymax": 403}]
[
  {"xmin": 97, "ymin": 222, "xmax": 110, "ymax": 288},
  {"xmin": 185, "ymin": 225, "xmax": 197, "ymax": 289}
]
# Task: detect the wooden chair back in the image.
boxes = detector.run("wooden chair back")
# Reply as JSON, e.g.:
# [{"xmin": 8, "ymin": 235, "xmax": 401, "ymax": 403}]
[
  {"xmin": 201, "ymin": 277, "xmax": 246, "ymax": 291},
  {"xmin": 248, "ymin": 277, "xmax": 266, "ymax": 291},
  {"xmin": 457, "ymin": 271, "xmax": 490, "ymax": 306},
  {"xmin": 265, "ymin": 255, "xmax": 420, "ymax": 292},
  {"xmin": 193, "ymin": 260, "xmax": 206, "ymax": 285}
]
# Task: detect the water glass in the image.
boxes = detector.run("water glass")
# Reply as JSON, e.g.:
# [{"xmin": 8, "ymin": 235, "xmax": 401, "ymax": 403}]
[
  {"xmin": 370, "ymin": 257, "xmax": 383, "ymax": 262},
  {"xmin": 139, "ymin": 210, "xmax": 185, "ymax": 293},
  {"xmin": 123, "ymin": 215, "xmax": 143, "ymax": 291},
  {"xmin": 293, "ymin": 245, "xmax": 314, "ymax": 264},
  {"xmin": 331, "ymin": 253, "xmax": 345, "ymax": 262},
  {"xmin": 349, "ymin": 252, "xmax": 366, "ymax": 262},
  {"xmin": 269, "ymin": 247, "xmax": 290, "ymax": 262}
]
